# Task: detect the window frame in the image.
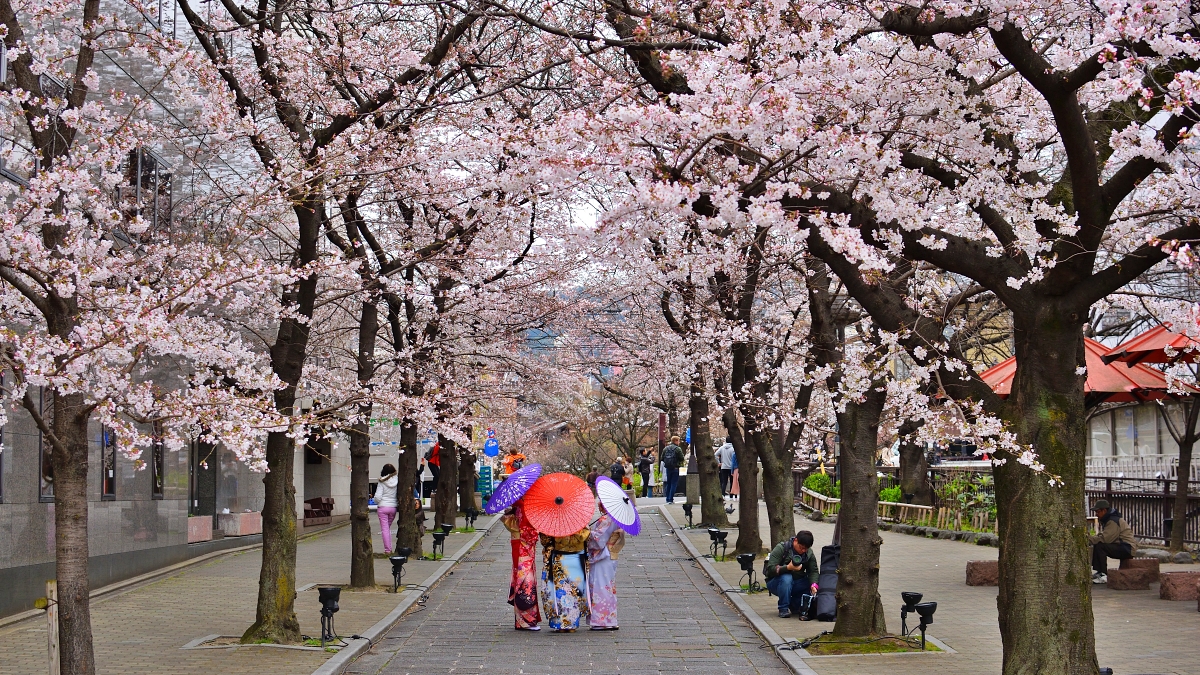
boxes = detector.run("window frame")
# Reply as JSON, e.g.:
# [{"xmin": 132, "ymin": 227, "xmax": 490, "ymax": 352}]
[{"xmin": 101, "ymin": 426, "xmax": 117, "ymax": 500}]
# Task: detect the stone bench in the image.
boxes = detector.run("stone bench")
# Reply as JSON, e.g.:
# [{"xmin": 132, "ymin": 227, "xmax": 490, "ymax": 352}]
[
  {"xmin": 1106, "ymin": 567, "xmax": 1152, "ymax": 590},
  {"xmin": 1159, "ymin": 571, "xmax": 1200, "ymax": 601},
  {"xmin": 966, "ymin": 560, "xmax": 998, "ymax": 586},
  {"xmin": 1119, "ymin": 557, "xmax": 1161, "ymax": 578}
]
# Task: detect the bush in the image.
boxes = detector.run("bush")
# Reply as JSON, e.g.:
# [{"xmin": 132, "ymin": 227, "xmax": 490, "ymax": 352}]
[
  {"xmin": 804, "ymin": 472, "xmax": 840, "ymax": 498},
  {"xmin": 879, "ymin": 485, "xmax": 902, "ymax": 503}
]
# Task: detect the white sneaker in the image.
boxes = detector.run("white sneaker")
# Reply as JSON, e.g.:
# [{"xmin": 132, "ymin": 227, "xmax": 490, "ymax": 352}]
[{"xmin": 1091, "ymin": 573, "xmax": 1107, "ymax": 584}]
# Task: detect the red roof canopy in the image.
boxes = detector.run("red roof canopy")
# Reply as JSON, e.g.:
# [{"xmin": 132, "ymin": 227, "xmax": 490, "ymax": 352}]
[
  {"xmin": 979, "ymin": 338, "xmax": 1177, "ymax": 403},
  {"xmin": 1102, "ymin": 323, "xmax": 1200, "ymax": 365}
]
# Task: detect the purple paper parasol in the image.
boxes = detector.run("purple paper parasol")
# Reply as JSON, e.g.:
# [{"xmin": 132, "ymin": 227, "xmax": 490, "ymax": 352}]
[
  {"xmin": 484, "ymin": 463, "xmax": 542, "ymax": 514},
  {"xmin": 594, "ymin": 475, "xmax": 640, "ymax": 535}
]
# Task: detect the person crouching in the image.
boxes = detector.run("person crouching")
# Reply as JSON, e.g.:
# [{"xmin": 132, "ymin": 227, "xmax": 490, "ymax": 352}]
[{"xmin": 764, "ymin": 530, "xmax": 819, "ymax": 619}]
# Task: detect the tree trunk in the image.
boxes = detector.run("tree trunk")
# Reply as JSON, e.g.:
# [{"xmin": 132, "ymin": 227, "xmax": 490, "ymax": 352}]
[
  {"xmin": 832, "ymin": 388, "xmax": 888, "ymax": 637},
  {"xmin": 51, "ymin": 392, "xmax": 96, "ymax": 675},
  {"xmin": 897, "ymin": 419, "xmax": 933, "ymax": 506},
  {"xmin": 458, "ymin": 446, "xmax": 477, "ymax": 514},
  {"xmin": 243, "ymin": 426, "xmax": 301, "ymax": 643},
  {"xmin": 395, "ymin": 420, "xmax": 423, "ymax": 557},
  {"xmin": 756, "ymin": 427, "xmax": 793, "ymax": 549},
  {"xmin": 1170, "ymin": 434, "xmax": 1194, "ymax": 553},
  {"xmin": 349, "ymin": 299, "xmax": 377, "ymax": 588},
  {"xmin": 435, "ymin": 435, "xmax": 458, "ymax": 529},
  {"xmin": 691, "ymin": 380, "xmax": 728, "ymax": 527},
  {"xmin": 995, "ymin": 317, "xmax": 1095, "ymax": 675},
  {"xmin": 724, "ymin": 408, "xmax": 761, "ymax": 554}
]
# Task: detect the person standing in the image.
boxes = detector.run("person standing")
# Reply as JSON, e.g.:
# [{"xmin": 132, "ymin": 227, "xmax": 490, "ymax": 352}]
[
  {"xmin": 715, "ymin": 438, "xmax": 735, "ymax": 496},
  {"xmin": 636, "ymin": 449, "xmax": 653, "ymax": 498},
  {"xmin": 502, "ymin": 499, "xmax": 541, "ymax": 630},
  {"xmin": 660, "ymin": 436, "xmax": 684, "ymax": 504},
  {"xmin": 587, "ymin": 505, "xmax": 625, "ymax": 630},
  {"xmin": 374, "ymin": 464, "xmax": 400, "ymax": 554},
  {"xmin": 539, "ymin": 527, "xmax": 591, "ymax": 632}
]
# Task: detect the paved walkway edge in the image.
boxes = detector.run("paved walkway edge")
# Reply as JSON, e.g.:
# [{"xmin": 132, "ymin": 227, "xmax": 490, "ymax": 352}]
[
  {"xmin": 658, "ymin": 506, "xmax": 819, "ymax": 675},
  {"xmin": 311, "ymin": 520, "xmax": 499, "ymax": 675}
]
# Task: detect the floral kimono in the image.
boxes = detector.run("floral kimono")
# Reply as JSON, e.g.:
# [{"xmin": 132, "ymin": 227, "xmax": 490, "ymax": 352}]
[
  {"xmin": 586, "ymin": 514, "xmax": 625, "ymax": 629},
  {"xmin": 502, "ymin": 501, "xmax": 541, "ymax": 629},
  {"xmin": 539, "ymin": 528, "xmax": 590, "ymax": 631}
]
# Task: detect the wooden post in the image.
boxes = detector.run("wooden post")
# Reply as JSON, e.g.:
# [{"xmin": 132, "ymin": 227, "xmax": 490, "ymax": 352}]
[{"xmin": 46, "ymin": 580, "xmax": 59, "ymax": 675}]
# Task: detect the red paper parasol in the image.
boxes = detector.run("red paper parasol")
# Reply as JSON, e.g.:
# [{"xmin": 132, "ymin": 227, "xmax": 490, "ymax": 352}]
[{"xmin": 522, "ymin": 473, "xmax": 594, "ymax": 537}]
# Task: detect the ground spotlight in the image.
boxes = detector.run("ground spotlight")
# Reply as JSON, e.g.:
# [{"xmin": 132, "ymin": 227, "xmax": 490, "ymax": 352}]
[
  {"xmin": 431, "ymin": 531, "xmax": 447, "ymax": 559},
  {"xmin": 914, "ymin": 601, "xmax": 937, "ymax": 649},
  {"xmin": 736, "ymin": 553, "xmax": 761, "ymax": 593},
  {"xmin": 899, "ymin": 591, "xmax": 922, "ymax": 634},
  {"xmin": 682, "ymin": 503, "xmax": 694, "ymax": 527},
  {"xmin": 389, "ymin": 556, "xmax": 408, "ymax": 592},
  {"xmin": 465, "ymin": 508, "xmax": 479, "ymax": 530},
  {"xmin": 317, "ymin": 586, "xmax": 341, "ymax": 648},
  {"xmin": 397, "ymin": 546, "xmax": 413, "ymax": 558},
  {"xmin": 706, "ymin": 530, "xmax": 727, "ymax": 560},
  {"xmin": 440, "ymin": 522, "xmax": 454, "ymax": 536}
]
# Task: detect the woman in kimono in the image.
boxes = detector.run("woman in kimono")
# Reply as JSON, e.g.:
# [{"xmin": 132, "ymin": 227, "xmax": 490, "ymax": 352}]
[
  {"xmin": 538, "ymin": 527, "xmax": 590, "ymax": 632},
  {"xmin": 502, "ymin": 500, "xmax": 541, "ymax": 630},
  {"xmin": 586, "ymin": 505, "xmax": 625, "ymax": 630}
]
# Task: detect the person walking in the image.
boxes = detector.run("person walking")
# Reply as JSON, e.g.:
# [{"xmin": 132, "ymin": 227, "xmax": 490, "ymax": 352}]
[
  {"xmin": 374, "ymin": 464, "xmax": 400, "ymax": 554},
  {"xmin": 586, "ymin": 504, "xmax": 625, "ymax": 630},
  {"xmin": 715, "ymin": 437, "xmax": 735, "ymax": 496},
  {"xmin": 660, "ymin": 436, "xmax": 684, "ymax": 504},
  {"xmin": 502, "ymin": 499, "xmax": 541, "ymax": 630},
  {"xmin": 637, "ymin": 449, "xmax": 653, "ymax": 498}
]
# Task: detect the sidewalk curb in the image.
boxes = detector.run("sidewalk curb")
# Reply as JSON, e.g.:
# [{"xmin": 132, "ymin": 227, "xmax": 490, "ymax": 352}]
[
  {"xmin": 659, "ymin": 506, "xmax": 819, "ymax": 675},
  {"xmin": 310, "ymin": 518, "xmax": 498, "ymax": 675}
]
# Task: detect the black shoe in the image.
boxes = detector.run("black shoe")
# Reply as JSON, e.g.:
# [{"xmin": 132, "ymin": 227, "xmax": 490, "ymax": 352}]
[{"xmin": 778, "ymin": 609, "xmax": 791, "ymax": 618}]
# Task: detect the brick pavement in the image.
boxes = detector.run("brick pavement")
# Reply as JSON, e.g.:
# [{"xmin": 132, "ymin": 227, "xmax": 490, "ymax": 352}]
[
  {"xmin": 668, "ymin": 503, "xmax": 1199, "ymax": 675},
  {"xmin": 0, "ymin": 515, "xmax": 494, "ymax": 675},
  {"xmin": 342, "ymin": 508, "xmax": 793, "ymax": 675}
]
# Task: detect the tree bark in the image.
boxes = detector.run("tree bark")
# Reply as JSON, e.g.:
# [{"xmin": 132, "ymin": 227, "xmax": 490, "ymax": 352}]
[
  {"xmin": 756, "ymin": 427, "xmax": 793, "ymax": 549},
  {"xmin": 831, "ymin": 387, "xmax": 889, "ymax": 637},
  {"xmin": 690, "ymin": 380, "xmax": 728, "ymax": 527},
  {"xmin": 395, "ymin": 420, "xmax": 423, "ymax": 557},
  {"xmin": 724, "ymin": 408, "xmax": 761, "ymax": 554},
  {"xmin": 435, "ymin": 434, "xmax": 458, "ymax": 529},
  {"xmin": 50, "ymin": 392, "xmax": 96, "ymax": 675},
  {"xmin": 348, "ymin": 300, "xmax": 377, "ymax": 587},
  {"xmin": 1167, "ymin": 399, "xmax": 1198, "ymax": 553},
  {"xmin": 995, "ymin": 317, "xmax": 1095, "ymax": 675},
  {"xmin": 458, "ymin": 446, "xmax": 477, "ymax": 515},
  {"xmin": 897, "ymin": 419, "xmax": 933, "ymax": 506}
]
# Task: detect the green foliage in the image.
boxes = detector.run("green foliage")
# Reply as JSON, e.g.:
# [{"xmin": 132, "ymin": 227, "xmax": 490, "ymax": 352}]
[
  {"xmin": 937, "ymin": 473, "xmax": 996, "ymax": 520},
  {"xmin": 804, "ymin": 472, "xmax": 840, "ymax": 498},
  {"xmin": 879, "ymin": 485, "xmax": 902, "ymax": 503}
]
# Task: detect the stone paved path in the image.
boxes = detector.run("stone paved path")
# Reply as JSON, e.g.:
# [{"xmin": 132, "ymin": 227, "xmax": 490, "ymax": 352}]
[
  {"xmin": 343, "ymin": 508, "xmax": 792, "ymax": 675},
  {"xmin": 0, "ymin": 516, "xmax": 492, "ymax": 675},
  {"xmin": 668, "ymin": 503, "xmax": 1199, "ymax": 675}
]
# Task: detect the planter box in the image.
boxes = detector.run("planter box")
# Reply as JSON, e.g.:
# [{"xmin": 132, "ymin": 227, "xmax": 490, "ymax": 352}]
[
  {"xmin": 187, "ymin": 516, "xmax": 213, "ymax": 543},
  {"xmin": 216, "ymin": 511, "xmax": 262, "ymax": 537}
]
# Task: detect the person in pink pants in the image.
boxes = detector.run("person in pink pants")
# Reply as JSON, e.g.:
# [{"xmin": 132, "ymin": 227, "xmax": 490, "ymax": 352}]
[{"xmin": 374, "ymin": 464, "xmax": 400, "ymax": 553}]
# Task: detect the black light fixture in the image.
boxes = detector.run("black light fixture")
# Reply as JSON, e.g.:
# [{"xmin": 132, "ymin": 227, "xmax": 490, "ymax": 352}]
[
  {"xmin": 899, "ymin": 591, "xmax": 922, "ymax": 635},
  {"xmin": 736, "ymin": 553, "xmax": 760, "ymax": 592},
  {"xmin": 914, "ymin": 601, "xmax": 937, "ymax": 649},
  {"xmin": 682, "ymin": 503, "xmax": 694, "ymax": 527},
  {"xmin": 465, "ymin": 508, "xmax": 479, "ymax": 530},
  {"xmin": 440, "ymin": 522, "xmax": 454, "ymax": 536},
  {"xmin": 389, "ymin": 556, "xmax": 408, "ymax": 592},
  {"xmin": 707, "ymin": 528, "xmax": 721, "ymax": 558},
  {"xmin": 397, "ymin": 546, "xmax": 413, "ymax": 558},
  {"xmin": 431, "ymin": 531, "xmax": 447, "ymax": 559},
  {"xmin": 317, "ymin": 586, "xmax": 341, "ymax": 648}
]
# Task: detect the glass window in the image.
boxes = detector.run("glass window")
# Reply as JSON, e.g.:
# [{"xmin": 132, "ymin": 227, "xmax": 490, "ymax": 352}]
[
  {"xmin": 1136, "ymin": 405, "xmax": 1159, "ymax": 455},
  {"xmin": 1088, "ymin": 412, "xmax": 1113, "ymax": 457},
  {"xmin": 39, "ymin": 389, "xmax": 54, "ymax": 501},
  {"xmin": 151, "ymin": 421, "xmax": 164, "ymax": 498},
  {"xmin": 101, "ymin": 426, "xmax": 117, "ymax": 499},
  {"xmin": 1159, "ymin": 403, "xmax": 1185, "ymax": 457},
  {"xmin": 1115, "ymin": 407, "xmax": 1138, "ymax": 456}
]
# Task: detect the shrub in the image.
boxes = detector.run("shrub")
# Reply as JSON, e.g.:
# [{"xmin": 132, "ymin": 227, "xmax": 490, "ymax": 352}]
[
  {"xmin": 879, "ymin": 485, "xmax": 902, "ymax": 503},
  {"xmin": 804, "ymin": 472, "xmax": 840, "ymax": 498}
]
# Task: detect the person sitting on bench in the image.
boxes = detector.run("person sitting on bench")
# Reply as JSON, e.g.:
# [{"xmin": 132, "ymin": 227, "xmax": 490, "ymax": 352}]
[
  {"xmin": 1089, "ymin": 500, "xmax": 1136, "ymax": 584},
  {"xmin": 763, "ymin": 530, "xmax": 819, "ymax": 618}
]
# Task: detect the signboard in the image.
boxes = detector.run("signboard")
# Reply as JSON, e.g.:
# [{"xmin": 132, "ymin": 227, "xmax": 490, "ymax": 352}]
[{"xmin": 476, "ymin": 466, "xmax": 494, "ymax": 498}]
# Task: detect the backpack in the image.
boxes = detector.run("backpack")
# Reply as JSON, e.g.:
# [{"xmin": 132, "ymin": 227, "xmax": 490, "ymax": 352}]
[
  {"xmin": 662, "ymin": 445, "xmax": 683, "ymax": 469},
  {"xmin": 609, "ymin": 462, "xmax": 625, "ymax": 481}
]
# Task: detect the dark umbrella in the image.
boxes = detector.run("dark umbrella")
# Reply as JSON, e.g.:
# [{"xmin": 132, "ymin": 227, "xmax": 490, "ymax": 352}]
[{"xmin": 484, "ymin": 463, "xmax": 542, "ymax": 514}]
